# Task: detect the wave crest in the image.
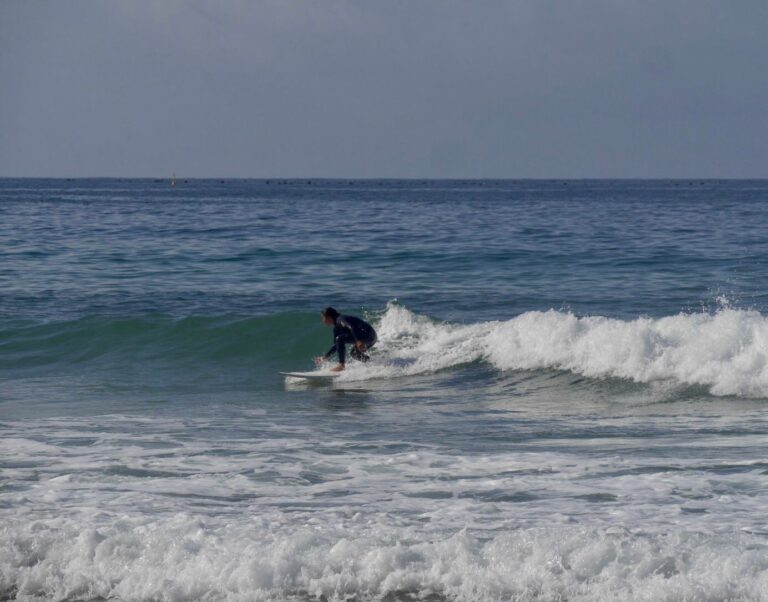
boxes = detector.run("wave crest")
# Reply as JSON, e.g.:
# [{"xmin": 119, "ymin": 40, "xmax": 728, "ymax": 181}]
[{"xmin": 369, "ymin": 303, "xmax": 768, "ymax": 397}]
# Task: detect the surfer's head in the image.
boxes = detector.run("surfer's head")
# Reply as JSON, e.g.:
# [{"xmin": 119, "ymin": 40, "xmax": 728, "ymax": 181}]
[{"xmin": 321, "ymin": 307, "xmax": 339, "ymax": 325}]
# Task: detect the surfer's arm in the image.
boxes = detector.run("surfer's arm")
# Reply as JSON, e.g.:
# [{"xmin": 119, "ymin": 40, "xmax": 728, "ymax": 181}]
[
  {"xmin": 335, "ymin": 335, "xmax": 347, "ymax": 365},
  {"xmin": 315, "ymin": 342, "xmax": 339, "ymax": 366},
  {"xmin": 323, "ymin": 336, "xmax": 347, "ymax": 364}
]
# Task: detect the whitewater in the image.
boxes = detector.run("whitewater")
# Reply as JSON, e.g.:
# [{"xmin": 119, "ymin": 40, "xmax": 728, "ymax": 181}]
[
  {"xmin": 2, "ymin": 179, "xmax": 768, "ymax": 601},
  {"xmin": 347, "ymin": 302, "xmax": 768, "ymax": 398}
]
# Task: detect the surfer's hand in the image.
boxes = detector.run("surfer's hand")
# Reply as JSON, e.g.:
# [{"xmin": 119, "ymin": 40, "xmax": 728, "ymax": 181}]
[
  {"xmin": 355, "ymin": 341, "xmax": 366, "ymax": 352},
  {"xmin": 331, "ymin": 364, "xmax": 345, "ymax": 372}
]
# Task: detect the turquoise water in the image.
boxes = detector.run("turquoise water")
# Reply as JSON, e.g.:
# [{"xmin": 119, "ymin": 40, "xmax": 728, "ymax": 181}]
[{"xmin": 2, "ymin": 179, "xmax": 768, "ymax": 601}]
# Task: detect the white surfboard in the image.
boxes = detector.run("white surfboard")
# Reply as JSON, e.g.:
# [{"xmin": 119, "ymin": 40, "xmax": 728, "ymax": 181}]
[{"xmin": 280, "ymin": 371, "xmax": 340, "ymax": 381}]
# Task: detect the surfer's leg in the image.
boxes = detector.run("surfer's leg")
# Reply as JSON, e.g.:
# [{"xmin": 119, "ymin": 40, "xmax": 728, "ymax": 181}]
[{"xmin": 350, "ymin": 336, "xmax": 374, "ymax": 362}]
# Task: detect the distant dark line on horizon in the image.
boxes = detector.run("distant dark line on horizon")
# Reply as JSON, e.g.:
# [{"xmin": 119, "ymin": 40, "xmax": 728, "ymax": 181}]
[{"xmin": 1, "ymin": 176, "xmax": 766, "ymax": 182}]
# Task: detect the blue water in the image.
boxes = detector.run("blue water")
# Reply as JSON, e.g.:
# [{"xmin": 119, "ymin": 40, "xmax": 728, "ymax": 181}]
[{"xmin": 2, "ymin": 179, "xmax": 768, "ymax": 601}]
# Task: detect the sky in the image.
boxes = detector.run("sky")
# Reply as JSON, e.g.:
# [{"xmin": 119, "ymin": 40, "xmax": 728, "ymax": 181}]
[{"xmin": 1, "ymin": 1, "xmax": 767, "ymax": 178}]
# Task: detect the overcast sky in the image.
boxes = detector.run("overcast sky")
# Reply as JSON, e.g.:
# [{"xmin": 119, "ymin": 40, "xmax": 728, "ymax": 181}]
[{"xmin": 1, "ymin": 1, "xmax": 766, "ymax": 178}]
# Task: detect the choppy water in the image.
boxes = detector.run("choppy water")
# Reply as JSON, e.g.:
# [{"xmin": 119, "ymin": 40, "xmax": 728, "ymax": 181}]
[{"xmin": 2, "ymin": 179, "xmax": 768, "ymax": 601}]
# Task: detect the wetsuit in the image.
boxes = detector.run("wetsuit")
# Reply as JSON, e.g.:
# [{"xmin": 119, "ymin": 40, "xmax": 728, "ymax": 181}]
[{"xmin": 324, "ymin": 315, "xmax": 377, "ymax": 365}]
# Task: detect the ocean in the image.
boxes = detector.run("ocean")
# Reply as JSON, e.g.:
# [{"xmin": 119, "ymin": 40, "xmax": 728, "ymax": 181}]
[{"xmin": 2, "ymin": 179, "xmax": 768, "ymax": 601}]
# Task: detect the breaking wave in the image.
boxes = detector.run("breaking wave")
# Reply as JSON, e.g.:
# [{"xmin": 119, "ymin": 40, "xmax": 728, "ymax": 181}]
[
  {"xmin": 345, "ymin": 302, "xmax": 768, "ymax": 398},
  {"xmin": 4, "ymin": 302, "xmax": 768, "ymax": 397}
]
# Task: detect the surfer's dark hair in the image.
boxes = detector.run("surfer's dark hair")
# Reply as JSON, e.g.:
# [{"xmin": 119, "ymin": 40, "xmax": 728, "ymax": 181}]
[{"xmin": 322, "ymin": 307, "xmax": 339, "ymax": 320}]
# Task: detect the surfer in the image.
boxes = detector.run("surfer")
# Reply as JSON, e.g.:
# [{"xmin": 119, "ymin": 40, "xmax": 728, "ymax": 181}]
[{"xmin": 315, "ymin": 307, "xmax": 377, "ymax": 372}]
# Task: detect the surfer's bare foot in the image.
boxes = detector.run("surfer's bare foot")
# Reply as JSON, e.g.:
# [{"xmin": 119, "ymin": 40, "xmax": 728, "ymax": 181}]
[{"xmin": 331, "ymin": 364, "xmax": 345, "ymax": 372}]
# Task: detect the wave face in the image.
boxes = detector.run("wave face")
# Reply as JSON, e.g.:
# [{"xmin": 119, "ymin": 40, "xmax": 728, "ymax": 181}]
[
  {"xmin": 0, "ymin": 313, "xmax": 324, "ymax": 371},
  {"xmin": 4, "ymin": 302, "xmax": 768, "ymax": 397}
]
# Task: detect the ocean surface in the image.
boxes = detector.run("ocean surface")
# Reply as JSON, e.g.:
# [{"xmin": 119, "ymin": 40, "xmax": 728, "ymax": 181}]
[{"xmin": 2, "ymin": 178, "xmax": 768, "ymax": 601}]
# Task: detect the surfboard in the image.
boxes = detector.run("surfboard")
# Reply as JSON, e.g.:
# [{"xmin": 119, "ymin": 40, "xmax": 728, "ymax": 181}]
[{"xmin": 280, "ymin": 371, "xmax": 340, "ymax": 381}]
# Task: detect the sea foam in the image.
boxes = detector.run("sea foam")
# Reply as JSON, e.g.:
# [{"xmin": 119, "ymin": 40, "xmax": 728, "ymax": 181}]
[
  {"xmin": 3, "ymin": 516, "xmax": 767, "ymax": 601},
  {"xmin": 343, "ymin": 303, "xmax": 768, "ymax": 397}
]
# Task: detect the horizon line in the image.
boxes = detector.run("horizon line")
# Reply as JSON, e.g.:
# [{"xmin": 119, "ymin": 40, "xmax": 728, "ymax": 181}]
[{"xmin": 1, "ymin": 176, "xmax": 767, "ymax": 182}]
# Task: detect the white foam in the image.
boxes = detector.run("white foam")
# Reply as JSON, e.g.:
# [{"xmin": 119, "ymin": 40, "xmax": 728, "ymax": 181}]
[
  {"xmin": 342, "ymin": 302, "xmax": 768, "ymax": 397},
  {"xmin": 3, "ymin": 412, "xmax": 768, "ymax": 600},
  {"xmin": 3, "ymin": 517, "xmax": 768, "ymax": 601}
]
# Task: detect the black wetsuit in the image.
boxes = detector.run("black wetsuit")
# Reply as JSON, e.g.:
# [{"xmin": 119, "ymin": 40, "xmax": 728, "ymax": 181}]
[{"xmin": 324, "ymin": 315, "xmax": 377, "ymax": 365}]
